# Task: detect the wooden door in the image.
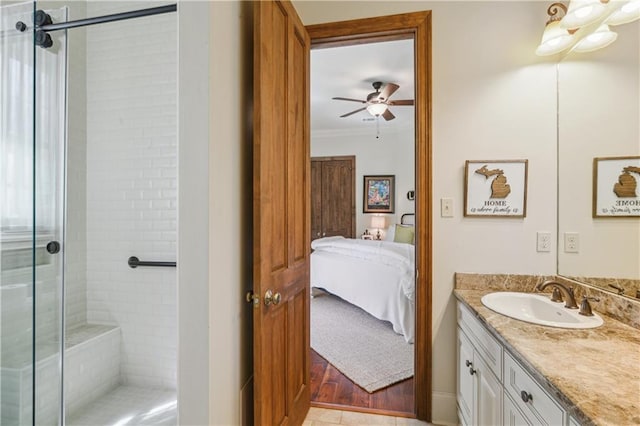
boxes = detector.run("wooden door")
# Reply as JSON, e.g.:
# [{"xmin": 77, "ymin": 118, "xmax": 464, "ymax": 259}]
[
  {"xmin": 253, "ymin": 1, "xmax": 311, "ymax": 425},
  {"xmin": 310, "ymin": 161, "xmax": 323, "ymax": 240},
  {"xmin": 310, "ymin": 156, "xmax": 355, "ymax": 241}
]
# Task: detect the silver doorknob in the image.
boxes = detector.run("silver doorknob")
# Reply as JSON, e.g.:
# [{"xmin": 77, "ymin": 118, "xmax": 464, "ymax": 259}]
[{"xmin": 264, "ymin": 289, "xmax": 282, "ymax": 306}]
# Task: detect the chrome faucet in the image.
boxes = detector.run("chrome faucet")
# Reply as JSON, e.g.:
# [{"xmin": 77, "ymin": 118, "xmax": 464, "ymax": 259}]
[{"xmin": 536, "ymin": 280, "xmax": 579, "ymax": 309}]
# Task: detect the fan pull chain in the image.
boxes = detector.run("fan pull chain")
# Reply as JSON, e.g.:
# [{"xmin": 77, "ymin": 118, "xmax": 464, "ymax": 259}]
[{"xmin": 376, "ymin": 116, "xmax": 380, "ymax": 139}]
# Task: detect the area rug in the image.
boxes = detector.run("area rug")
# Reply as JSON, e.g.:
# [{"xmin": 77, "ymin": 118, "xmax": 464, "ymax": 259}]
[{"xmin": 310, "ymin": 292, "xmax": 414, "ymax": 393}]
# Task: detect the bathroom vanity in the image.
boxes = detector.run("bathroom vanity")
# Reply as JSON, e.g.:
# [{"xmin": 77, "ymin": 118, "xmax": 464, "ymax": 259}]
[{"xmin": 455, "ymin": 286, "xmax": 640, "ymax": 426}]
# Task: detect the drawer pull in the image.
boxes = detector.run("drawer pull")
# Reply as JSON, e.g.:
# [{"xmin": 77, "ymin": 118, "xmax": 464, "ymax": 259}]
[
  {"xmin": 469, "ymin": 367, "xmax": 477, "ymax": 375},
  {"xmin": 465, "ymin": 360, "xmax": 472, "ymax": 367},
  {"xmin": 521, "ymin": 390, "xmax": 533, "ymax": 403}
]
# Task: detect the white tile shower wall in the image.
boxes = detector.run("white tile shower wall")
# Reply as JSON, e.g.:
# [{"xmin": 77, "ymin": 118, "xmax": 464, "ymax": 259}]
[
  {"xmin": 0, "ymin": 325, "xmax": 120, "ymax": 425},
  {"xmin": 85, "ymin": 1, "xmax": 177, "ymax": 389},
  {"xmin": 65, "ymin": 1, "xmax": 88, "ymax": 330},
  {"xmin": 64, "ymin": 326, "xmax": 121, "ymax": 418}
]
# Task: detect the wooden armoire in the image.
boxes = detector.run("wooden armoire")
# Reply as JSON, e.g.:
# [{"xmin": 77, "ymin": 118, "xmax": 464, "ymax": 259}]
[{"xmin": 310, "ymin": 156, "xmax": 355, "ymax": 241}]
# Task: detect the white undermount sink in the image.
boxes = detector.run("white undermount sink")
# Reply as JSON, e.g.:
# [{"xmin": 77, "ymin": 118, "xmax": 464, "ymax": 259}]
[{"xmin": 481, "ymin": 292, "xmax": 603, "ymax": 329}]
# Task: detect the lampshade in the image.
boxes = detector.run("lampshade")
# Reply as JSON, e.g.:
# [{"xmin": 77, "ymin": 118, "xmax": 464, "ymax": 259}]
[
  {"xmin": 572, "ymin": 24, "xmax": 618, "ymax": 52},
  {"xmin": 536, "ymin": 20, "xmax": 575, "ymax": 56},
  {"xmin": 366, "ymin": 103, "xmax": 388, "ymax": 116},
  {"xmin": 370, "ymin": 215, "xmax": 385, "ymax": 229},
  {"xmin": 605, "ymin": 0, "xmax": 640, "ymax": 25},
  {"xmin": 560, "ymin": 0, "xmax": 607, "ymax": 29}
]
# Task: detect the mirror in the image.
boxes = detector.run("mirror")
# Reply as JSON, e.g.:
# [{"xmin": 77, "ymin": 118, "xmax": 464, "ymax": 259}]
[{"xmin": 557, "ymin": 21, "xmax": 640, "ymax": 300}]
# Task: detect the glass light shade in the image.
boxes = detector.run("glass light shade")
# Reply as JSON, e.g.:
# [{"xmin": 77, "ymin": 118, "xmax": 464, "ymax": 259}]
[
  {"xmin": 572, "ymin": 24, "xmax": 618, "ymax": 52},
  {"xmin": 561, "ymin": 0, "xmax": 607, "ymax": 29},
  {"xmin": 370, "ymin": 215, "xmax": 385, "ymax": 229},
  {"xmin": 605, "ymin": 0, "xmax": 640, "ymax": 25},
  {"xmin": 536, "ymin": 21, "xmax": 575, "ymax": 56},
  {"xmin": 366, "ymin": 103, "xmax": 388, "ymax": 116}
]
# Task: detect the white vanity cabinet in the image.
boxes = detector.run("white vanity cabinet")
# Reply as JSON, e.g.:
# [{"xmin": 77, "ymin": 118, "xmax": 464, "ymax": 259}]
[
  {"xmin": 457, "ymin": 301, "xmax": 573, "ymax": 426},
  {"xmin": 503, "ymin": 351, "xmax": 567, "ymax": 425},
  {"xmin": 457, "ymin": 303, "xmax": 503, "ymax": 426}
]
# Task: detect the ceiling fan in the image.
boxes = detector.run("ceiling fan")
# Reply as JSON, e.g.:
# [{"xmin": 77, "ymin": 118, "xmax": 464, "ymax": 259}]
[{"xmin": 332, "ymin": 81, "xmax": 414, "ymax": 121}]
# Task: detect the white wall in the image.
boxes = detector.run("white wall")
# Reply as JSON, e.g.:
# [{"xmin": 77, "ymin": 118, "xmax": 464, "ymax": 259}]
[
  {"xmin": 85, "ymin": 1, "xmax": 177, "ymax": 389},
  {"xmin": 295, "ymin": 2, "xmax": 557, "ymax": 424},
  {"xmin": 311, "ymin": 127, "xmax": 415, "ymax": 236},
  {"xmin": 178, "ymin": 1, "xmax": 252, "ymax": 425}
]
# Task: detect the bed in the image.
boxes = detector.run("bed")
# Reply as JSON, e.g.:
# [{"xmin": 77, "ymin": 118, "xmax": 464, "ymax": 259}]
[{"xmin": 310, "ymin": 216, "xmax": 416, "ymax": 343}]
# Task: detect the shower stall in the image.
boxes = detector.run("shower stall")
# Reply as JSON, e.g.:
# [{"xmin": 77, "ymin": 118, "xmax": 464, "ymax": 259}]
[{"xmin": 1, "ymin": 1, "xmax": 178, "ymax": 424}]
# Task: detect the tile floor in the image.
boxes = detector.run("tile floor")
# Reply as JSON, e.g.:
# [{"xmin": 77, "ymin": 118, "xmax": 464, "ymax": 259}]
[
  {"xmin": 304, "ymin": 407, "xmax": 433, "ymax": 426},
  {"xmin": 67, "ymin": 389, "xmax": 429, "ymax": 426},
  {"xmin": 66, "ymin": 385, "xmax": 177, "ymax": 426}
]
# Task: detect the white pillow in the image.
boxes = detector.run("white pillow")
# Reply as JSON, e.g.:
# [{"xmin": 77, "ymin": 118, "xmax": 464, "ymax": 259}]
[{"xmin": 384, "ymin": 225, "xmax": 395, "ymax": 241}]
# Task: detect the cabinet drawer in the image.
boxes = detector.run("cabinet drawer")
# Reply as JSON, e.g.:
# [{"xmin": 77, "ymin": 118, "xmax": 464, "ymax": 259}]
[
  {"xmin": 504, "ymin": 351, "xmax": 566, "ymax": 426},
  {"xmin": 458, "ymin": 302, "xmax": 503, "ymax": 381},
  {"xmin": 504, "ymin": 392, "xmax": 534, "ymax": 426}
]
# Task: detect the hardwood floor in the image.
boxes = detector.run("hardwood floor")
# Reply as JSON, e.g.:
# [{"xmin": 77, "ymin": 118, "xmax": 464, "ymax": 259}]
[{"xmin": 310, "ymin": 349, "xmax": 415, "ymax": 416}]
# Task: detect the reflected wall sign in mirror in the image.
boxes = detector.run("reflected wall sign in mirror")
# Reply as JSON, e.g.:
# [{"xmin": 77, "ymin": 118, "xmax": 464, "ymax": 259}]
[{"xmin": 557, "ymin": 21, "xmax": 640, "ymax": 300}]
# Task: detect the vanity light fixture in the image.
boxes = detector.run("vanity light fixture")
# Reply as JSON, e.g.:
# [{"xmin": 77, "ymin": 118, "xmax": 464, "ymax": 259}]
[
  {"xmin": 536, "ymin": 0, "xmax": 639, "ymax": 56},
  {"xmin": 572, "ymin": 24, "xmax": 618, "ymax": 51},
  {"xmin": 561, "ymin": 0, "xmax": 607, "ymax": 29},
  {"xmin": 536, "ymin": 3, "xmax": 576, "ymax": 56},
  {"xmin": 605, "ymin": 0, "xmax": 640, "ymax": 25}
]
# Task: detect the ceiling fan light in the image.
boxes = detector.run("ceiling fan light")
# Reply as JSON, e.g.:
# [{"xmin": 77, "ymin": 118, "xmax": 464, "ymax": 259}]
[
  {"xmin": 605, "ymin": 0, "xmax": 640, "ymax": 25},
  {"xmin": 366, "ymin": 103, "xmax": 388, "ymax": 116},
  {"xmin": 560, "ymin": 0, "xmax": 607, "ymax": 29},
  {"xmin": 536, "ymin": 20, "xmax": 575, "ymax": 56},
  {"xmin": 572, "ymin": 24, "xmax": 618, "ymax": 52}
]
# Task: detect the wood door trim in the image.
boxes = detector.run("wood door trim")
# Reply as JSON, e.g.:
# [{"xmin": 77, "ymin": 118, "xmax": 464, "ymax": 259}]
[{"xmin": 306, "ymin": 11, "xmax": 433, "ymax": 421}]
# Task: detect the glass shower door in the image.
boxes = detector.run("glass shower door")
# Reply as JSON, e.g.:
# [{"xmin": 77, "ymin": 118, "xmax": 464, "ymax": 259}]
[
  {"xmin": 1, "ymin": 1, "xmax": 67, "ymax": 424},
  {"xmin": 1, "ymin": 2, "xmax": 38, "ymax": 424},
  {"xmin": 32, "ymin": 3, "xmax": 68, "ymax": 425}
]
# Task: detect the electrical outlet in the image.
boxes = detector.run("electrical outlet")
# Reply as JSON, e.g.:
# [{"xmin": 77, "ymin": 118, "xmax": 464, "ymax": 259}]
[
  {"xmin": 536, "ymin": 232, "xmax": 551, "ymax": 252},
  {"xmin": 441, "ymin": 198, "xmax": 453, "ymax": 218},
  {"xmin": 564, "ymin": 232, "xmax": 579, "ymax": 253}
]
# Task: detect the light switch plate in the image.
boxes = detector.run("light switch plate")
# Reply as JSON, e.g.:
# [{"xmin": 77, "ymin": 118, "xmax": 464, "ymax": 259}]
[{"xmin": 441, "ymin": 198, "xmax": 453, "ymax": 218}]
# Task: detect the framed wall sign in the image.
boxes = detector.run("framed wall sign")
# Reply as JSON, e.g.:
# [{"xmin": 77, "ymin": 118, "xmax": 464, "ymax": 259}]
[
  {"xmin": 593, "ymin": 156, "xmax": 640, "ymax": 217},
  {"xmin": 363, "ymin": 175, "xmax": 395, "ymax": 213},
  {"xmin": 464, "ymin": 160, "xmax": 528, "ymax": 218}
]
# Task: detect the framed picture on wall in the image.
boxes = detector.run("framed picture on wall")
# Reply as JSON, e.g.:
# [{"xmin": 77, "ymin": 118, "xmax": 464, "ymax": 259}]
[
  {"xmin": 363, "ymin": 175, "xmax": 395, "ymax": 213},
  {"xmin": 593, "ymin": 156, "xmax": 640, "ymax": 217},
  {"xmin": 464, "ymin": 160, "xmax": 528, "ymax": 218}
]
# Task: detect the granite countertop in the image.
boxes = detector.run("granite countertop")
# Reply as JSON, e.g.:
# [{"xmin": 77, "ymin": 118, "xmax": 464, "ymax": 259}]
[{"xmin": 454, "ymin": 289, "xmax": 640, "ymax": 426}]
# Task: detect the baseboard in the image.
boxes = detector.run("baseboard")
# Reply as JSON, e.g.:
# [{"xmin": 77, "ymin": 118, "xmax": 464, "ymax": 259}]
[
  {"xmin": 240, "ymin": 375, "xmax": 254, "ymax": 426},
  {"xmin": 431, "ymin": 391, "xmax": 458, "ymax": 426}
]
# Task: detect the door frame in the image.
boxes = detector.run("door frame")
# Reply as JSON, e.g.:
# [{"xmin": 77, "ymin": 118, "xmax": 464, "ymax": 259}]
[{"xmin": 306, "ymin": 11, "xmax": 432, "ymax": 421}]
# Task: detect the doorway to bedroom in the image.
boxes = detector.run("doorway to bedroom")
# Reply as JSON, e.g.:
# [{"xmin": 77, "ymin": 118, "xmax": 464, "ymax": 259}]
[{"xmin": 307, "ymin": 12, "xmax": 431, "ymax": 419}]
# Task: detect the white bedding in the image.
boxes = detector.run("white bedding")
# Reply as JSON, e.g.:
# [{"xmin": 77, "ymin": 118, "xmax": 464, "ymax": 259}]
[{"xmin": 310, "ymin": 236, "xmax": 415, "ymax": 343}]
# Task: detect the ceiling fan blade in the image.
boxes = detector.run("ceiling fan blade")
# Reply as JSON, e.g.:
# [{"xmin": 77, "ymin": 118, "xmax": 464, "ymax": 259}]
[
  {"xmin": 340, "ymin": 107, "xmax": 367, "ymax": 118},
  {"xmin": 332, "ymin": 97, "xmax": 366, "ymax": 103},
  {"xmin": 388, "ymin": 99, "xmax": 414, "ymax": 106},
  {"xmin": 382, "ymin": 109, "xmax": 395, "ymax": 121},
  {"xmin": 377, "ymin": 83, "xmax": 399, "ymax": 101}
]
